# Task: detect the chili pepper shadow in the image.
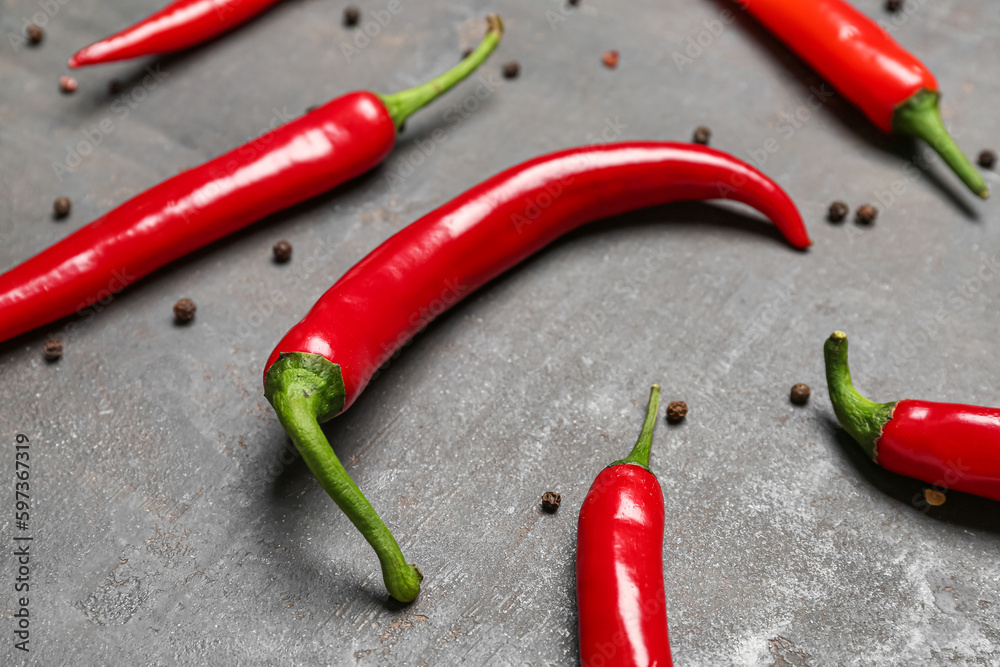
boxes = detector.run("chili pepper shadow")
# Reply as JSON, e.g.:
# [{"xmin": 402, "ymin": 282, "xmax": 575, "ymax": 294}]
[
  {"xmin": 0, "ymin": 190, "xmax": 798, "ymax": 358},
  {"xmin": 313, "ymin": 200, "xmax": 791, "ymax": 611},
  {"xmin": 567, "ymin": 542, "xmax": 583, "ymax": 661},
  {"xmin": 264, "ymin": 432, "xmax": 412, "ymax": 608},
  {"xmin": 340, "ymin": 197, "xmax": 801, "ymax": 423},
  {"xmin": 710, "ymin": 0, "xmax": 979, "ymax": 220},
  {"xmin": 389, "ymin": 93, "xmax": 496, "ymax": 155},
  {"xmin": 69, "ymin": 1, "xmax": 303, "ymax": 118},
  {"xmin": 340, "ymin": 197, "xmax": 799, "ymax": 419},
  {"xmin": 0, "ymin": 162, "xmax": 388, "ymax": 359},
  {"xmin": 573, "ymin": 200, "xmax": 792, "ymax": 248},
  {"xmin": 820, "ymin": 415, "xmax": 1000, "ymax": 534}
]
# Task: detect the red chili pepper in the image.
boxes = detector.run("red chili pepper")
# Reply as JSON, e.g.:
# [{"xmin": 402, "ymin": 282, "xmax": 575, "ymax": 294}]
[
  {"xmin": 262, "ymin": 141, "xmax": 810, "ymax": 601},
  {"xmin": 742, "ymin": 0, "xmax": 988, "ymax": 199},
  {"xmin": 825, "ymin": 331, "xmax": 1000, "ymax": 502},
  {"xmin": 68, "ymin": 0, "xmax": 281, "ymax": 68},
  {"xmin": 577, "ymin": 385, "xmax": 674, "ymax": 667},
  {"xmin": 0, "ymin": 17, "xmax": 503, "ymax": 345}
]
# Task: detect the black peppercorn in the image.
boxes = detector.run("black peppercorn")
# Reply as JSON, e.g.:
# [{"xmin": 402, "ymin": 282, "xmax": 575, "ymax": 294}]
[
  {"xmin": 343, "ymin": 6, "xmax": 360, "ymax": 27},
  {"xmin": 790, "ymin": 383, "xmax": 810, "ymax": 405},
  {"xmin": 541, "ymin": 491, "xmax": 561, "ymax": 513},
  {"xmin": 856, "ymin": 204, "xmax": 878, "ymax": 225},
  {"xmin": 978, "ymin": 150, "xmax": 996, "ymax": 170},
  {"xmin": 666, "ymin": 401, "xmax": 688, "ymax": 423},
  {"xmin": 273, "ymin": 240, "xmax": 293, "ymax": 263},
  {"xmin": 173, "ymin": 298, "xmax": 197, "ymax": 323},
  {"xmin": 827, "ymin": 201, "xmax": 849, "ymax": 223},
  {"xmin": 43, "ymin": 338, "xmax": 63, "ymax": 361},
  {"xmin": 26, "ymin": 24, "xmax": 43, "ymax": 45},
  {"xmin": 53, "ymin": 197, "xmax": 71, "ymax": 219}
]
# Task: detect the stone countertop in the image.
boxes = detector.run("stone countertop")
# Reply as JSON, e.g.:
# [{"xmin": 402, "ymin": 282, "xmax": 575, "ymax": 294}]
[{"xmin": 1, "ymin": 0, "xmax": 998, "ymax": 664}]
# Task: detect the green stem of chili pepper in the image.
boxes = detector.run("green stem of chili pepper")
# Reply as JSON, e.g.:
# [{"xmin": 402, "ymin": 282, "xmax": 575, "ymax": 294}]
[
  {"xmin": 892, "ymin": 89, "xmax": 989, "ymax": 200},
  {"xmin": 264, "ymin": 352, "xmax": 422, "ymax": 602},
  {"xmin": 612, "ymin": 385, "xmax": 662, "ymax": 471},
  {"xmin": 824, "ymin": 331, "xmax": 897, "ymax": 460},
  {"xmin": 378, "ymin": 14, "xmax": 504, "ymax": 130}
]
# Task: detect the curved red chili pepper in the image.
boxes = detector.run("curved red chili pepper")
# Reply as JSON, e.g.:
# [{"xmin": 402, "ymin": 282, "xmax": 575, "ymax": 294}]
[
  {"xmin": 268, "ymin": 142, "xmax": 811, "ymax": 410},
  {"xmin": 262, "ymin": 141, "xmax": 810, "ymax": 602},
  {"xmin": 577, "ymin": 385, "xmax": 674, "ymax": 667},
  {"xmin": 0, "ymin": 16, "xmax": 503, "ymax": 345},
  {"xmin": 742, "ymin": 0, "xmax": 988, "ymax": 198},
  {"xmin": 69, "ymin": 0, "xmax": 281, "ymax": 68},
  {"xmin": 825, "ymin": 331, "xmax": 1000, "ymax": 502}
]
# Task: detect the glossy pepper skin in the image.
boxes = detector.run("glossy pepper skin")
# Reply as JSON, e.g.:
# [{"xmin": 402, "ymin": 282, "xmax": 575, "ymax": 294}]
[
  {"xmin": 0, "ymin": 16, "xmax": 503, "ymax": 345},
  {"xmin": 577, "ymin": 386, "xmax": 673, "ymax": 667},
  {"xmin": 0, "ymin": 92, "xmax": 391, "ymax": 343},
  {"xmin": 742, "ymin": 0, "xmax": 988, "ymax": 198},
  {"xmin": 267, "ymin": 142, "xmax": 811, "ymax": 411},
  {"xmin": 69, "ymin": 0, "xmax": 281, "ymax": 68},
  {"xmin": 825, "ymin": 331, "xmax": 1000, "ymax": 502},
  {"xmin": 263, "ymin": 141, "xmax": 809, "ymax": 602}
]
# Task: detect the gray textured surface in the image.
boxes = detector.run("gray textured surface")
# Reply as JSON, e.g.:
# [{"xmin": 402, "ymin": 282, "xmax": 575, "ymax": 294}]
[{"xmin": 2, "ymin": 0, "xmax": 999, "ymax": 665}]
